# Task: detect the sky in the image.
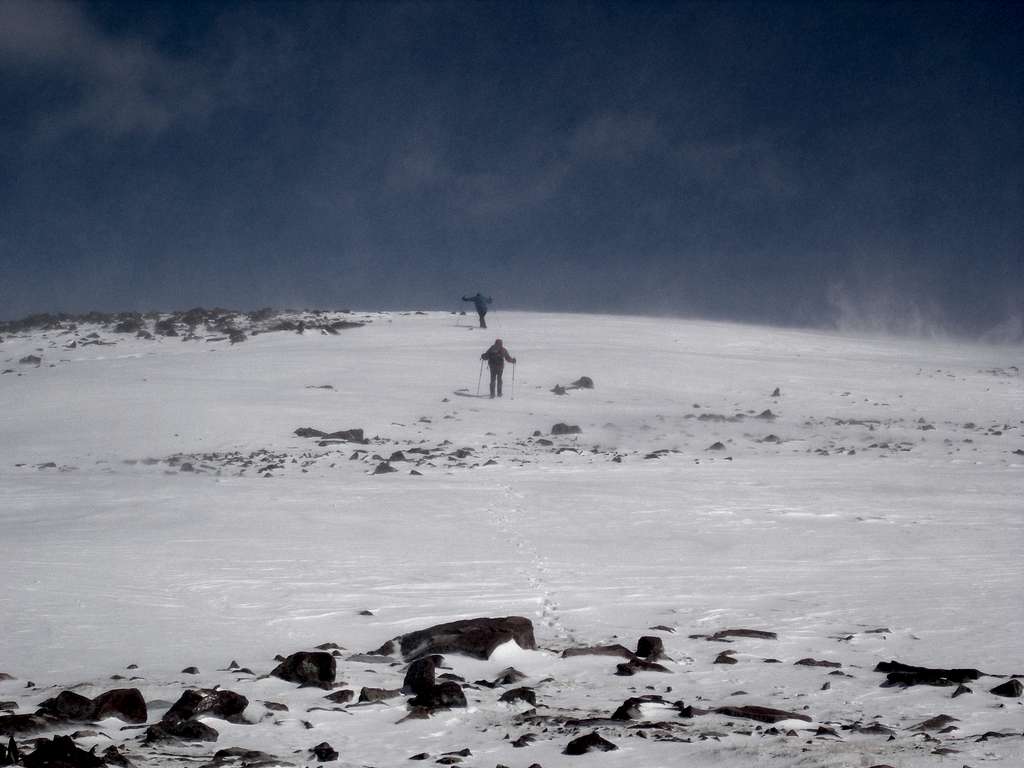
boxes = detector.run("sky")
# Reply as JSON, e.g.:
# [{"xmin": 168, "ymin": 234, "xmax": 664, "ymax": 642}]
[{"xmin": 0, "ymin": 0, "xmax": 1021, "ymax": 337}]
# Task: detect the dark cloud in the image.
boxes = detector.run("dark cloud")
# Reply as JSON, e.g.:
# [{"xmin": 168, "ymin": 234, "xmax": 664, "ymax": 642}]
[{"xmin": 0, "ymin": 0, "xmax": 1020, "ymax": 338}]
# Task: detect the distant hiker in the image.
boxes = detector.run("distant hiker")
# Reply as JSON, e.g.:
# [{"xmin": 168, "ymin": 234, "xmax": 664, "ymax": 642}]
[
  {"xmin": 462, "ymin": 293, "xmax": 492, "ymax": 328},
  {"xmin": 481, "ymin": 338, "xmax": 516, "ymax": 398}
]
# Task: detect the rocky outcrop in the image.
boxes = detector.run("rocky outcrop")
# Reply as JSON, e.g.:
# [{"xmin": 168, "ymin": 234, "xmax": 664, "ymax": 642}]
[{"xmin": 271, "ymin": 651, "xmax": 337, "ymax": 687}]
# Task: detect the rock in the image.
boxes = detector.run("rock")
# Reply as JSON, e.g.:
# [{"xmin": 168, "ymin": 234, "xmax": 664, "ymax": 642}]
[
  {"xmin": 18, "ymin": 355, "xmax": 41, "ymax": 366},
  {"xmin": 147, "ymin": 719, "xmax": 219, "ymax": 742},
  {"xmin": 357, "ymin": 687, "xmax": 402, "ymax": 703},
  {"xmin": 714, "ymin": 650, "xmax": 738, "ymax": 665},
  {"xmin": 324, "ymin": 428, "xmax": 365, "ymax": 442},
  {"xmin": 90, "ymin": 688, "xmax": 147, "ymax": 723},
  {"xmin": 0, "ymin": 714, "xmax": 52, "ymax": 735},
  {"xmin": 408, "ymin": 681, "xmax": 467, "ymax": 711},
  {"xmin": 512, "ymin": 733, "xmax": 536, "ymax": 747},
  {"xmin": 228, "ymin": 330, "xmax": 246, "ymax": 344},
  {"xmin": 563, "ymin": 731, "xmax": 618, "ymax": 755},
  {"xmin": 705, "ymin": 628, "xmax": 777, "ymax": 641},
  {"xmin": 551, "ymin": 423, "xmax": 582, "ymax": 435},
  {"xmin": 37, "ymin": 690, "xmax": 94, "ymax": 721},
  {"xmin": 271, "ymin": 651, "xmax": 336, "ymax": 686},
  {"xmin": 951, "ymin": 684, "xmax": 972, "ymax": 698},
  {"xmin": 323, "ymin": 690, "xmax": 353, "ymax": 704},
  {"xmin": 635, "ymin": 636, "xmax": 665, "ymax": 660},
  {"xmin": 571, "ymin": 376, "xmax": 594, "ymax": 389},
  {"xmin": 990, "ymin": 679, "xmax": 1023, "ymax": 697},
  {"xmin": 714, "ymin": 705, "xmax": 812, "ymax": 724},
  {"xmin": 771, "ymin": 387, "xmax": 781, "ymax": 397},
  {"xmin": 294, "ymin": 427, "xmax": 327, "ymax": 438},
  {"xmin": 551, "ymin": 385, "xmax": 567, "ymax": 395},
  {"xmin": 181, "ymin": 666, "xmax": 200, "ymax": 674},
  {"xmin": 101, "ymin": 745, "xmax": 134, "ymax": 767},
  {"xmin": 561, "ymin": 644, "xmax": 634, "ymax": 660},
  {"xmin": 909, "ymin": 714, "xmax": 957, "ymax": 732},
  {"xmin": 22, "ymin": 735, "xmax": 103, "ymax": 768},
  {"xmin": 794, "ymin": 658, "xmax": 841, "ymax": 668},
  {"xmin": 492, "ymin": 667, "xmax": 527, "ymax": 686},
  {"xmin": 611, "ymin": 695, "xmax": 665, "ymax": 721},
  {"xmin": 163, "ymin": 689, "xmax": 249, "ymax": 724},
  {"xmin": 874, "ymin": 660, "xmax": 981, "ymax": 686},
  {"xmin": 498, "ymin": 687, "xmax": 536, "ymax": 706},
  {"xmin": 616, "ymin": 658, "xmax": 670, "ymax": 675},
  {"xmin": 707, "ymin": 442, "xmax": 726, "ymax": 451},
  {"xmin": 384, "ymin": 616, "xmax": 536, "ymax": 660},
  {"xmin": 311, "ymin": 742, "xmax": 338, "ymax": 762},
  {"xmin": 372, "ymin": 461, "xmax": 397, "ymax": 475}
]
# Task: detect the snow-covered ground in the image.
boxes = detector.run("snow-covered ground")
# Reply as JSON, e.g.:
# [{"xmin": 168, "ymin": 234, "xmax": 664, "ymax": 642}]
[{"xmin": 1, "ymin": 310, "xmax": 1021, "ymax": 766}]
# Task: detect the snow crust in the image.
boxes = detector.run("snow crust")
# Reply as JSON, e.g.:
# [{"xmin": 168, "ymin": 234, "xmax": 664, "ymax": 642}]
[{"xmin": 1, "ymin": 310, "xmax": 1021, "ymax": 766}]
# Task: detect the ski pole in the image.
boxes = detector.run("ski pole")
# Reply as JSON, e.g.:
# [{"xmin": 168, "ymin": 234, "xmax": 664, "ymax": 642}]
[
  {"xmin": 511, "ymin": 361, "xmax": 516, "ymax": 400},
  {"xmin": 477, "ymin": 359, "xmax": 484, "ymax": 396}
]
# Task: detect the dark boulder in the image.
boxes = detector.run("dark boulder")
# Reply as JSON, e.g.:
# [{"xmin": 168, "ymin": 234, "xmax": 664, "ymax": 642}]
[
  {"xmin": 372, "ymin": 462, "xmax": 397, "ymax": 475},
  {"xmin": 163, "ymin": 689, "xmax": 249, "ymax": 724},
  {"xmin": 18, "ymin": 355, "xmax": 41, "ymax": 366},
  {"xmin": 0, "ymin": 714, "xmax": 51, "ymax": 735},
  {"xmin": 409, "ymin": 682, "xmax": 466, "ymax": 711},
  {"xmin": 874, "ymin": 660, "xmax": 981, "ymax": 686},
  {"xmin": 357, "ymin": 687, "xmax": 402, "ymax": 703},
  {"xmin": 990, "ymin": 679, "xmax": 1023, "ymax": 697},
  {"xmin": 635, "ymin": 636, "xmax": 666, "ymax": 660},
  {"xmin": 311, "ymin": 742, "xmax": 338, "ymax": 762},
  {"xmin": 146, "ymin": 720, "xmax": 219, "ymax": 743},
  {"xmin": 498, "ymin": 687, "xmax": 536, "ymax": 706},
  {"xmin": 402, "ymin": 657, "xmax": 437, "ymax": 696},
  {"xmin": 795, "ymin": 658, "xmax": 842, "ymax": 668},
  {"xmin": 22, "ymin": 735, "xmax": 103, "ymax": 768},
  {"xmin": 714, "ymin": 650, "xmax": 738, "ymax": 665},
  {"xmin": 295, "ymin": 427, "xmax": 327, "ymax": 438},
  {"xmin": 271, "ymin": 651, "xmax": 336, "ymax": 686},
  {"xmin": 704, "ymin": 628, "xmax": 777, "ymax": 641},
  {"xmin": 322, "ymin": 689, "xmax": 353, "ymax": 704},
  {"xmin": 615, "ymin": 658, "xmax": 670, "ymax": 675},
  {"xmin": 561, "ymin": 644, "xmax": 634, "ymax": 660},
  {"xmin": 325, "ymin": 428, "xmax": 365, "ymax": 442},
  {"xmin": 551, "ymin": 423, "xmax": 581, "ymax": 435},
  {"xmin": 570, "ymin": 376, "xmax": 594, "ymax": 389},
  {"xmin": 388, "ymin": 616, "xmax": 536, "ymax": 660},
  {"xmin": 37, "ymin": 691, "xmax": 94, "ymax": 721},
  {"xmin": 611, "ymin": 694, "xmax": 665, "ymax": 721},
  {"xmin": 563, "ymin": 731, "xmax": 617, "ymax": 755}
]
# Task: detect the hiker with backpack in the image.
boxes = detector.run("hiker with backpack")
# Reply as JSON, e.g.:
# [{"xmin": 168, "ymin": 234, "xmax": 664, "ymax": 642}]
[{"xmin": 481, "ymin": 338, "xmax": 516, "ymax": 398}]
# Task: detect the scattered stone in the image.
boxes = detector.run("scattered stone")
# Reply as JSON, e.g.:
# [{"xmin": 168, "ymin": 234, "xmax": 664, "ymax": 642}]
[
  {"xmin": 181, "ymin": 666, "xmax": 200, "ymax": 674},
  {"xmin": 146, "ymin": 719, "xmax": 219, "ymax": 742},
  {"xmin": 714, "ymin": 651, "xmax": 738, "ymax": 665},
  {"xmin": 756, "ymin": 409, "xmax": 776, "ymax": 419},
  {"xmin": 794, "ymin": 658, "xmax": 841, "ymax": 668},
  {"xmin": 875, "ymin": 660, "xmax": 981, "ymax": 686},
  {"xmin": 611, "ymin": 695, "xmax": 665, "ymax": 720},
  {"xmin": 18, "ymin": 355, "xmax": 41, "ymax": 366},
  {"xmin": 311, "ymin": 742, "xmax": 338, "ymax": 762},
  {"xmin": 271, "ymin": 651, "xmax": 337, "ymax": 686},
  {"xmin": 952, "ymin": 684, "xmax": 972, "ymax": 698},
  {"xmin": 990, "ymin": 679, "xmax": 1023, "ymax": 697},
  {"xmin": 909, "ymin": 714, "xmax": 957, "ymax": 732},
  {"xmin": 357, "ymin": 687, "xmax": 402, "ymax": 703},
  {"xmin": 563, "ymin": 731, "xmax": 618, "ymax": 755},
  {"xmin": 571, "ymin": 376, "xmax": 594, "ymax": 389},
  {"xmin": 771, "ymin": 387, "xmax": 781, "ymax": 397},
  {"xmin": 707, "ymin": 442, "xmax": 726, "ymax": 451},
  {"xmin": 492, "ymin": 667, "xmax": 527, "ymax": 686},
  {"xmin": 163, "ymin": 688, "xmax": 249, "ymax": 724},
  {"xmin": 323, "ymin": 690, "xmax": 354, "ymax": 704},
  {"xmin": 562, "ymin": 644, "xmax": 634, "ymax": 660},
  {"xmin": 551, "ymin": 423, "xmax": 582, "ymax": 435},
  {"xmin": 379, "ymin": 616, "xmax": 536, "ymax": 660},
  {"xmin": 373, "ymin": 461, "xmax": 398, "ymax": 475},
  {"xmin": 616, "ymin": 658, "xmax": 670, "ymax": 675},
  {"xmin": 408, "ymin": 681, "xmax": 467, "ymax": 711},
  {"xmin": 512, "ymin": 733, "xmax": 537, "ymax": 747},
  {"xmin": 499, "ymin": 688, "xmax": 536, "ymax": 706},
  {"xmin": 714, "ymin": 705, "xmax": 812, "ymax": 724}
]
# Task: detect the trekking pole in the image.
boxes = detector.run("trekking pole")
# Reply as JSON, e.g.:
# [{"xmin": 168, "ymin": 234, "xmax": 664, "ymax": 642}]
[
  {"xmin": 511, "ymin": 361, "xmax": 516, "ymax": 400},
  {"xmin": 477, "ymin": 359, "xmax": 484, "ymax": 396}
]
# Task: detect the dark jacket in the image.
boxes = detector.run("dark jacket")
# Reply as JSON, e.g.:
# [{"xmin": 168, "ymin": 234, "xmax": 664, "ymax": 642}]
[
  {"xmin": 482, "ymin": 343, "xmax": 514, "ymax": 369},
  {"xmin": 463, "ymin": 293, "xmax": 492, "ymax": 314}
]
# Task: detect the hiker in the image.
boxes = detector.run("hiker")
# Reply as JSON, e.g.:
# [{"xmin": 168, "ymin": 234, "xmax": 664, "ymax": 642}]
[
  {"xmin": 462, "ymin": 293, "xmax": 492, "ymax": 328},
  {"xmin": 481, "ymin": 338, "xmax": 516, "ymax": 398}
]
